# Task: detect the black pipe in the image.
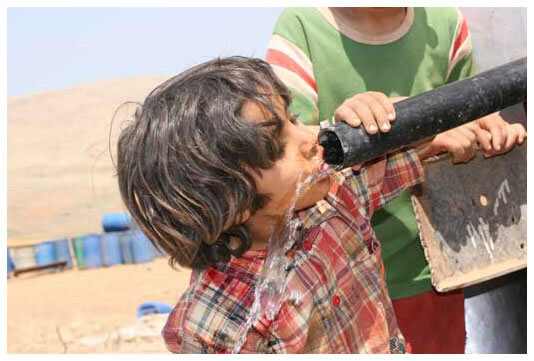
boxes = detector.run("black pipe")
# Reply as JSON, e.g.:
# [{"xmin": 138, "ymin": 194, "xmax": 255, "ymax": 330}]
[{"xmin": 318, "ymin": 57, "xmax": 527, "ymax": 169}]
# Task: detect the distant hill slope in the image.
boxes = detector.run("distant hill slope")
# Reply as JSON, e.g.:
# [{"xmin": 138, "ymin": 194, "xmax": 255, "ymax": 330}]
[{"xmin": 8, "ymin": 76, "xmax": 169, "ymax": 245}]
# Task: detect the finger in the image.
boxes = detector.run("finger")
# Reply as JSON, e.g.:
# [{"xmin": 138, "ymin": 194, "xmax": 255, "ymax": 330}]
[
  {"xmin": 334, "ymin": 105, "xmax": 361, "ymax": 127},
  {"xmin": 452, "ymin": 137, "xmax": 475, "ymax": 163},
  {"xmin": 457, "ymin": 131, "xmax": 478, "ymax": 161},
  {"xmin": 463, "ymin": 150, "xmax": 477, "ymax": 163},
  {"xmin": 474, "ymin": 128, "xmax": 493, "ymax": 152},
  {"xmin": 503, "ymin": 125, "xmax": 520, "ymax": 151},
  {"xmin": 349, "ymin": 99, "xmax": 379, "ymax": 134},
  {"xmin": 449, "ymin": 131, "xmax": 477, "ymax": 163},
  {"xmin": 451, "ymin": 146, "xmax": 468, "ymax": 163},
  {"xmin": 464, "ymin": 120, "xmax": 495, "ymax": 153},
  {"xmin": 448, "ymin": 128, "xmax": 473, "ymax": 151},
  {"xmin": 369, "ymin": 91, "xmax": 396, "ymax": 122},
  {"xmin": 456, "ymin": 126, "xmax": 478, "ymax": 146},
  {"xmin": 488, "ymin": 123, "xmax": 505, "ymax": 151},
  {"xmin": 519, "ymin": 128, "xmax": 527, "ymax": 144},
  {"xmin": 458, "ymin": 127, "xmax": 480, "ymax": 158},
  {"xmin": 435, "ymin": 134, "xmax": 466, "ymax": 163},
  {"xmin": 512, "ymin": 123, "xmax": 527, "ymax": 145},
  {"xmin": 357, "ymin": 93, "xmax": 390, "ymax": 133},
  {"xmin": 390, "ymin": 96, "xmax": 408, "ymax": 104}
]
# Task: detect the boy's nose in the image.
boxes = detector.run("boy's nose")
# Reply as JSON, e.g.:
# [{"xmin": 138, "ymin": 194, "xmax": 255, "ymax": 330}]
[
  {"xmin": 301, "ymin": 143, "xmax": 319, "ymax": 160},
  {"xmin": 300, "ymin": 136, "xmax": 320, "ymax": 160}
]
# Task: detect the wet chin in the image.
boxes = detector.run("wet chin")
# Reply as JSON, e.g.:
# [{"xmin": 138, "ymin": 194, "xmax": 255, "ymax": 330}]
[{"xmin": 295, "ymin": 177, "xmax": 331, "ymax": 211}]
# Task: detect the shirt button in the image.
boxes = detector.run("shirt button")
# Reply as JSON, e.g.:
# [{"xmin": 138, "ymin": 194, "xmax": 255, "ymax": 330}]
[
  {"xmin": 304, "ymin": 241, "xmax": 312, "ymax": 250},
  {"xmin": 333, "ymin": 295, "xmax": 341, "ymax": 307}
]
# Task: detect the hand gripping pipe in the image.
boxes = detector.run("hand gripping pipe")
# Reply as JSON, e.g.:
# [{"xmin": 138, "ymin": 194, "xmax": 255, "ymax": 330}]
[{"xmin": 318, "ymin": 57, "xmax": 527, "ymax": 169}]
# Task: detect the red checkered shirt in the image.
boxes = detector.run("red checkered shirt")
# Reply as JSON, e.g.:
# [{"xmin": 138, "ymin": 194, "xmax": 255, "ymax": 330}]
[{"xmin": 163, "ymin": 149, "xmax": 424, "ymax": 353}]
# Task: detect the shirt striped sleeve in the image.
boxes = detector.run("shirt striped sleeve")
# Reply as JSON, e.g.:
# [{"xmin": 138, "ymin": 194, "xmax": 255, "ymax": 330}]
[
  {"xmin": 266, "ymin": 34, "xmax": 320, "ymax": 125},
  {"xmin": 446, "ymin": 8, "xmax": 474, "ymax": 81}
]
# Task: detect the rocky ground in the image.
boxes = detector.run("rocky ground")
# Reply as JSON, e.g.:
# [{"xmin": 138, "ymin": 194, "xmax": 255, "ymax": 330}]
[{"xmin": 7, "ymin": 258, "xmax": 191, "ymax": 353}]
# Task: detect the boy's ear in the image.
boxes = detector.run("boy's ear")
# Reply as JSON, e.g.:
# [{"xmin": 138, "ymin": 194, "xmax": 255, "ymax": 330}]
[
  {"xmin": 223, "ymin": 210, "xmax": 251, "ymax": 231},
  {"xmin": 236, "ymin": 210, "xmax": 251, "ymax": 224}
]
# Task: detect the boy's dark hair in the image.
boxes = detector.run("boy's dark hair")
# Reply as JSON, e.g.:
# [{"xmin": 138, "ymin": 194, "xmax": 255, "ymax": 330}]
[{"xmin": 117, "ymin": 56, "xmax": 292, "ymax": 269}]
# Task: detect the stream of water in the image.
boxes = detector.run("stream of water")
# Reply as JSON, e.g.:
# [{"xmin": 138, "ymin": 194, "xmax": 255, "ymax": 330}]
[{"xmin": 232, "ymin": 160, "xmax": 333, "ymax": 353}]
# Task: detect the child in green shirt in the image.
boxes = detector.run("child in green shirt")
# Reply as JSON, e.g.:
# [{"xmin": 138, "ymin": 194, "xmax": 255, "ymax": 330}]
[{"xmin": 267, "ymin": 7, "xmax": 526, "ymax": 353}]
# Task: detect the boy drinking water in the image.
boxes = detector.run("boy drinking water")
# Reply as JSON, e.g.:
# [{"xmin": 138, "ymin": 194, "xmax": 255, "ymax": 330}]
[{"xmin": 116, "ymin": 56, "xmax": 523, "ymax": 353}]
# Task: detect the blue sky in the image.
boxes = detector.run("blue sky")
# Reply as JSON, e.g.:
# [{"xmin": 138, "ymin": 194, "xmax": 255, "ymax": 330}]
[{"xmin": 7, "ymin": 7, "xmax": 284, "ymax": 96}]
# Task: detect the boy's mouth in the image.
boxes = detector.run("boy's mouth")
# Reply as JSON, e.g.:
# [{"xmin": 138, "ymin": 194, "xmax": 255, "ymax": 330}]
[
  {"xmin": 313, "ymin": 145, "xmax": 332, "ymax": 180},
  {"xmin": 315, "ymin": 161, "xmax": 332, "ymax": 181},
  {"xmin": 298, "ymin": 144, "xmax": 331, "ymax": 184}
]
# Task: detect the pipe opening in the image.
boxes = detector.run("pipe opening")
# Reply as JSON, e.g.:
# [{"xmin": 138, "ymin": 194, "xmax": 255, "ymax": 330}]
[{"xmin": 319, "ymin": 130, "xmax": 344, "ymax": 166}]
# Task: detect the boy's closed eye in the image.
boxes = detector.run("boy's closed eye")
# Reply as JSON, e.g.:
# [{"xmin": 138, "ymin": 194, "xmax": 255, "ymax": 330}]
[
  {"xmin": 254, "ymin": 118, "xmax": 288, "ymax": 160},
  {"xmin": 289, "ymin": 113, "xmax": 299, "ymax": 125}
]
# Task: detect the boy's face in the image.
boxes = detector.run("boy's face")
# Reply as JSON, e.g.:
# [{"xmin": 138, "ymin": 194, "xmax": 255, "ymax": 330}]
[{"xmin": 241, "ymin": 98, "xmax": 332, "ymax": 217}]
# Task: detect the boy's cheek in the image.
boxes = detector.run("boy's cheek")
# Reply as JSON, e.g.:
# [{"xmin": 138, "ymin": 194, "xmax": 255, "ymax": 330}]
[
  {"xmin": 295, "ymin": 176, "xmax": 332, "ymax": 211},
  {"xmin": 264, "ymin": 192, "xmax": 297, "ymax": 216}
]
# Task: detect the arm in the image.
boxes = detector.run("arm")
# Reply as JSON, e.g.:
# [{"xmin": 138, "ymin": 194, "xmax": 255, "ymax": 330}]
[
  {"xmin": 331, "ymin": 93, "xmax": 423, "ymax": 217},
  {"xmin": 416, "ymin": 114, "xmax": 527, "ymax": 163},
  {"xmin": 341, "ymin": 150, "xmax": 424, "ymax": 218},
  {"xmin": 418, "ymin": 8, "xmax": 526, "ymax": 163},
  {"xmin": 446, "ymin": 8, "xmax": 475, "ymax": 84},
  {"xmin": 474, "ymin": 112, "xmax": 526, "ymax": 158},
  {"xmin": 266, "ymin": 11, "xmax": 319, "ymax": 125}
]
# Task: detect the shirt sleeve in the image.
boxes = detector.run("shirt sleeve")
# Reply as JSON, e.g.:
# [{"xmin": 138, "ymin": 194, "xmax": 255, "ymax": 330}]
[
  {"xmin": 266, "ymin": 9, "xmax": 320, "ymax": 125},
  {"xmin": 338, "ymin": 149, "xmax": 425, "ymax": 219},
  {"xmin": 446, "ymin": 8, "xmax": 476, "ymax": 82}
]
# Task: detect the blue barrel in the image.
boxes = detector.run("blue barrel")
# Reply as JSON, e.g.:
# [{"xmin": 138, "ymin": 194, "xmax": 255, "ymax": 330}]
[
  {"xmin": 35, "ymin": 241, "xmax": 57, "ymax": 273},
  {"xmin": 137, "ymin": 301, "xmax": 173, "ymax": 318},
  {"xmin": 101, "ymin": 232, "xmax": 122, "ymax": 266},
  {"xmin": 82, "ymin": 234, "xmax": 102, "ymax": 268},
  {"xmin": 7, "ymin": 249, "xmax": 14, "ymax": 276},
  {"xmin": 102, "ymin": 212, "xmax": 132, "ymax": 232},
  {"xmin": 118, "ymin": 231, "xmax": 134, "ymax": 264},
  {"xmin": 132, "ymin": 231, "xmax": 155, "ymax": 264},
  {"xmin": 53, "ymin": 238, "xmax": 73, "ymax": 269}
]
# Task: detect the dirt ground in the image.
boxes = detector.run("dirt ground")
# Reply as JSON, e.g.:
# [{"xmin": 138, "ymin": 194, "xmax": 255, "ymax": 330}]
[
  {"xmin": 8, "ymin": 77, "xmax": 191, "ymax": 353},
  {"xmin": 7, "ymin": 258, "xmax": 191, "ymax": 353}
]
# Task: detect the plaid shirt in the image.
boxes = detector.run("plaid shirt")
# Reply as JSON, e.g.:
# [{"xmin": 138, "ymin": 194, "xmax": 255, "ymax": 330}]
[{"xmin": 163, "ymin": 150, "xmax": 424, "ymax": 353}]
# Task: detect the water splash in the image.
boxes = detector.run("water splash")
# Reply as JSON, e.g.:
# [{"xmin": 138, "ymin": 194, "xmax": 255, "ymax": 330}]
[{"xmin": 232, "ymin": 160, "xmax": 334, "ymax": 353}]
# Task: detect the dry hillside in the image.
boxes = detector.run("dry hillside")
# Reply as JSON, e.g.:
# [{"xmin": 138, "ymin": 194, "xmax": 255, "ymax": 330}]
[{"xmin": 8, "ymin": 76, "xmax": 170, "ymax": 245}]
